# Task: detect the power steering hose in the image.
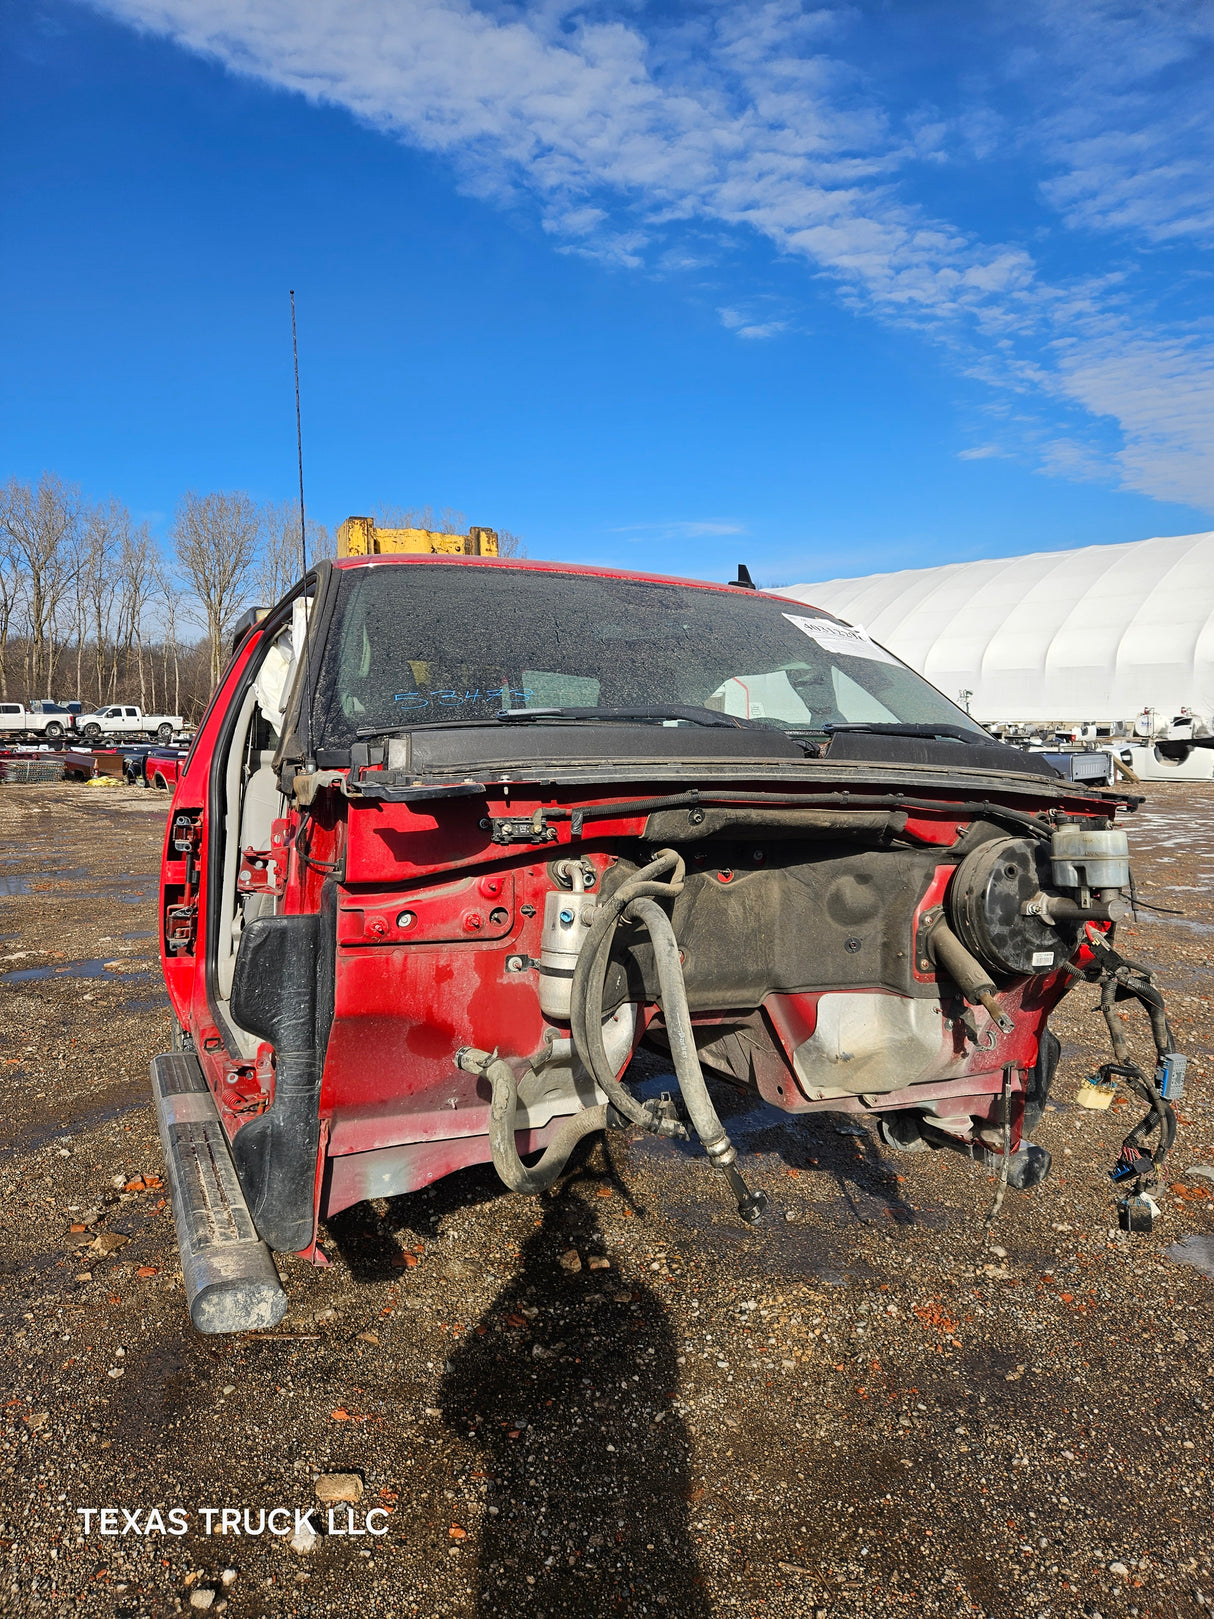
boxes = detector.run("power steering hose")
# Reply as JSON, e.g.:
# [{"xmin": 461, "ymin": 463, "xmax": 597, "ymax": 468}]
[
  {"xmin": 453, "ymin": 850, "xmax": 695, "ymax": 1201},
  {"xmin": 454, "ymin": 1048, "xmax": 608, "ymax": 1195},
  {"xmin": 569, "ymin": 848, "xmax": 769, "ymax": 1225},
  {"xmin": 569, "ymin": 849, "xmax": 692, "ymax": 1131},
  {"xmin": 624, "ymin": 897, "xmax": 769, "ymax": 1224}
]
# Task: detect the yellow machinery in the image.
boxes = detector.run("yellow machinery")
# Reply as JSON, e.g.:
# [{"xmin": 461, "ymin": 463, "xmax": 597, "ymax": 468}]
[{"xmin": 336, "ymin": 516, "xmax": 499, "ymax": 559}]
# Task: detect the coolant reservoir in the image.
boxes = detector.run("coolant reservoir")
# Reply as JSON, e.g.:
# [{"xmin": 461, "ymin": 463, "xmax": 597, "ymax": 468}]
[
  {"xmin": 1050, "ymin": 824, "xmax": 1130, "ymax": 891},
  {"xmin": 539, "ymin": 888, "xmax": 597, "ymax": 1019}
]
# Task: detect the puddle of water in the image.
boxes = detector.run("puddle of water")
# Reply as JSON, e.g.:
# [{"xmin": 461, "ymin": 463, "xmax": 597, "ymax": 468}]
[
  {"xmin": 124, "ymin": 930, "xmax": 156, "ymax": 940},
  {"xmin": 124, "ymin": 995, "xmax": 169, "ymax": 1012},
  {"xmin": 0, "ymin": 1092, "xmax": 150, "ymax": 1162},
  {"xmin": 659, "ymin": 1194, "xmax": 888, "ymax": 1283},
  {"xmin": 0, "ymin": 958, "xmax": 152, "ymax": 986},
  {"xmin": 815, "ymin": 1190, "xmax": 952, "ymax": 1229},
  {"xmin": 1166, "ymin": 1234, "xmax": 1214, "ymax": 1280},
  {"xmin": 1, "ymin": 867, "xmax": 138, "ymax": 897},
  {"xmin": 619, "ymin": 1065, "xmax": 954, "ymax": 1280},
  {"xmin": 1153, "ymin": 915, "xmax": 1214, "ymax": 936}
]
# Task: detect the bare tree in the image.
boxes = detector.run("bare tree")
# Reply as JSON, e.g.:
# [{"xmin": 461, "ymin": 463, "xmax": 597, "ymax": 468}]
[
  {"xmin": 70, "ymin": 497, "xmax": 125, "ymax": 705},
  {"xmin": 258, "ymin": 500, "xmax": 331, "ymax": 605},
  {"xmin": 374, "ymin": 503, "xmax": 527, "ymax": 556},
  {"xmin": 151, "ymin": 550, "xmax": 183, "ymax": 719},
  {"xmin": 374, "ymin": 503, "xmax": 466, "ymax": 535},
  {"xmin": 115, "ymin": 524, "xmax": 156, "ymax": 708},
  {"xmin": 0, "ymin": 525, "xmax": 22, "ymax": 700},
  {"xmin": 0, "ymin": 474, "xmax": 528, "ymax": 713},
  {"xmin": 172, "ymin": 491, "xmax": 261, "ymax": 689},
  {"xmin": 69, "ymin": 522, "xmax": 89, "ymax": 705},
  {"xmin": 0, "ymin": 474, "xmax": 83, "ymax": 696}
]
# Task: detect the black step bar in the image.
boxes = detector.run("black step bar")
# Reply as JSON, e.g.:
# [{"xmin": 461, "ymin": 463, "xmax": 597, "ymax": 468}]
[{"xmin": 151, "ymin": 1052, "xmax": 288, "ymax": 1334}]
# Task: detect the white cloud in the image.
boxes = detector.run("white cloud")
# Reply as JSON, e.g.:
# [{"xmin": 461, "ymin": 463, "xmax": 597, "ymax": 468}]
[
  {"xmin": 92, "ymin": 0, "xmax": 1033, "ymax": 327},
  {"xmin": 1052, "ymin": 323, "xmax": 1214, "ymax": 508},
  {"xmin": 613, "ymin": 520, "xmax": 748, "ymax": 539},
  {"xmin": 1016, "ymin": 0, "xmax": 1214, "ymax": 247},
  {"xmin": 717, "ymin": 306, "xmax": 787, "ymax": 339},
  {"xmin": 90, "ymin": 0, "xmax": 1214, "ymax": 510}
]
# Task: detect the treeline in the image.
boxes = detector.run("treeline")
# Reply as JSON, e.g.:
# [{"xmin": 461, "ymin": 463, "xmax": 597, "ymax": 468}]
[{"xmin": 0, "ymin": 475, "xmax": 523, "ymax": 723}]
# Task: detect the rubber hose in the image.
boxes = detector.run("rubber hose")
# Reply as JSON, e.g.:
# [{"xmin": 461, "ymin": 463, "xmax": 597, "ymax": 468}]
[
  {"xmin": 623, "ymin": 896, "xmax": 730, "ymax": 1158},
  {"xmin": 483, "ymin": 1055, "xmax": 609, "ymax": 1194},
  {"xmin": 926, "ymin": 920, "xmax": 996, "ymax": 1000},
  {"xmin": 569, "ymin": 850, "xmax": 685, "ymax": 1126}
]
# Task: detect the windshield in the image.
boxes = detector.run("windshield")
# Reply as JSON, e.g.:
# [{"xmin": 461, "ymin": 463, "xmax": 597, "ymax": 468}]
[{"xmin": 313, "ymin": 564, "xmax": 985, "ymax": 748}]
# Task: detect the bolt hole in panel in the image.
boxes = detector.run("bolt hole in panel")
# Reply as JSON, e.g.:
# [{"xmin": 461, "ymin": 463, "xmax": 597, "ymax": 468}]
[{"xmin": 338, "ymin": 870, "xmax": 517, "ymax": 945}]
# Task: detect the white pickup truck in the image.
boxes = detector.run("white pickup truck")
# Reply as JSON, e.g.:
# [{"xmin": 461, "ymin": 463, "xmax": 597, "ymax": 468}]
[
  {"xmin": 74, "ymin": 705, "xmax": 183, "ymax": 744},
  {"xmin": 0, "ymin": 701, "xmax": 77, "ymax": 742}
]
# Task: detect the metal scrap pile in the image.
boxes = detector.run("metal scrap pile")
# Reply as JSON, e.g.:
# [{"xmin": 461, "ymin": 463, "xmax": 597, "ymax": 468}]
[{"xmin": 0, "ymin": 757, "xmax": 64, "ymax": 784}]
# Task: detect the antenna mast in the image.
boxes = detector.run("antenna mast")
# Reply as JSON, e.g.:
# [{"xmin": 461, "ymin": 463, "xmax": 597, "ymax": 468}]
[{"xmin": 290, "ymin": 289, "xmax": 308, "ymax": 575}]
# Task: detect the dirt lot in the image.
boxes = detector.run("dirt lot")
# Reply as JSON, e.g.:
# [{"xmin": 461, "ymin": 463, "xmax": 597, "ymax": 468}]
[{"xmin": 1, "ymin": 780, "xmax": 1212, "ymax": 1619}]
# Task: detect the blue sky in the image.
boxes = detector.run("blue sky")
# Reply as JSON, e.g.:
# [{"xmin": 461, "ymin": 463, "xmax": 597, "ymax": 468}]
[{"xmin": 2, "ymin": 0, "xmax": 1212, "ymax": 588}]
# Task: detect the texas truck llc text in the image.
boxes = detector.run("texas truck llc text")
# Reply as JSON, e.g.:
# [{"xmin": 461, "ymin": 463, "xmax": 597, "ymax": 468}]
[{"xmin": 76, "ymin": 1508, "xmax": 390, "ymax": 1537}]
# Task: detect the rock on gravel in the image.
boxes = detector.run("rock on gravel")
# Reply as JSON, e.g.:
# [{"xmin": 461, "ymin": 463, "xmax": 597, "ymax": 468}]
[
  {"xmin": 289, "ymin": 1521, "xmax": 319, "ymax": 1555},
  {"xmin": 314, "ymin": 1472, "xmax": 363, "ymax": 1504}
]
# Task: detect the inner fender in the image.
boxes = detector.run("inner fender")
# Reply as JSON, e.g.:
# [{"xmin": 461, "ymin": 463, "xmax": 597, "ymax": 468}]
[{"xmin": 229, "ymin": 912, "xmax": 325, "ymax": 1252}]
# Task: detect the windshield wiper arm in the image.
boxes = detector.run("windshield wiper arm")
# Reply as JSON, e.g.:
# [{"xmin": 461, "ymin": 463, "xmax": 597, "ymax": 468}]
[
  {"xmin": 355, "ymin": 717, "xmax": 516, "ymax": 740},
  {"xmin": 824, "ymin": 722, "xmax": 990, "ymax": 745},
  {"xmin": 355, "ymin": 705, "xmax": 748, "ymax": 741},
  {"xmin": 497, "ymin": 705, "xmax": 751, "ymax": 729}
]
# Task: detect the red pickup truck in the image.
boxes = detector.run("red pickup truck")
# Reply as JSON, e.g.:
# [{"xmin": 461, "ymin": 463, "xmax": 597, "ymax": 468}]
[{"xmin": 153, "ymin": 556, "xmax": 1179, "ymax": 1331}]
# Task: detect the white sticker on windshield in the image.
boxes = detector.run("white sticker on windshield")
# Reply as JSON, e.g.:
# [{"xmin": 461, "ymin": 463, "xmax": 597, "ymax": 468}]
[{"xmin": 782, "ymin": 614, "xmax": 899, "ymax": 665}]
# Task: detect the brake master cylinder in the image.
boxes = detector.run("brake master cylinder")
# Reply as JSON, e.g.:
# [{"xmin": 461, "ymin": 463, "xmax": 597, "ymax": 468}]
[
  {"xmin": 1050, "ymin": 821, "xmax": 1130, "ymax": 907},
  {"xmin": 539, "ymin": 861, "xmax": 597, "ymax": 1019}
]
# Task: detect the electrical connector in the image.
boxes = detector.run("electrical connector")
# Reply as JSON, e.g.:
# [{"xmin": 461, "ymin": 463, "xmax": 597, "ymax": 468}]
[
  {"xmin": 1110, "ymin": 1145, "xmax": 1156, "ymax": 1185},
  {"xmin": 1155, "ymin": 1051, "xmax": 1187, "ymax": 1101},
  {"xmin": 1117, "ymin": 1192, "xmax": 1160, "ymax": 1233}
]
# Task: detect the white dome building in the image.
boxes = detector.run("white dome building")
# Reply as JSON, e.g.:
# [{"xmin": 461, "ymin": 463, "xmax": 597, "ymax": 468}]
[{"xmin": 781, "ymin": 530, "xmax": 1214, "ymax": 728}]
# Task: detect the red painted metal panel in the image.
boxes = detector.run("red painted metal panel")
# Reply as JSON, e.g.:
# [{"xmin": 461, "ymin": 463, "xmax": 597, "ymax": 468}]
[{"xmin": 323, "ymin": 944, "xmax": 547, "ymax": 1114}]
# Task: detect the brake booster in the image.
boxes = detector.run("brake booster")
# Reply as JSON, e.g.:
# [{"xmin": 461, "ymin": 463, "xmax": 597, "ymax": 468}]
[{"xmin": 924, "ymin": 818, "xmax": 1179, "ymax": 1229}]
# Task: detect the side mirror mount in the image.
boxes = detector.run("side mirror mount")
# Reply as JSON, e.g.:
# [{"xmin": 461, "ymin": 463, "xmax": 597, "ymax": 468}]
[{"xmin": 231, "ymin": 606, "xmax": 270, "ymax": 656}]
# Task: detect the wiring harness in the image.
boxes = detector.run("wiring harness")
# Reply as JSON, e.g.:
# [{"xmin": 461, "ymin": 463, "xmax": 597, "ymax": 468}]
[{"xmin": 1079, "ymin": 924, "xmax": 1182, "ymax": 1226}]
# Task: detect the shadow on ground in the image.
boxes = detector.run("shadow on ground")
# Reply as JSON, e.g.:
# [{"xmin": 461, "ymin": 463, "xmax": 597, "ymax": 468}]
[{"xmin": 439, "ymin": 1167, "xmax": 710, "ymax": 1618}]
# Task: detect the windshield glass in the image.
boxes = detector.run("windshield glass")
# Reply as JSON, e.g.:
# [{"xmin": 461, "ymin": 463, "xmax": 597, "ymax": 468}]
[{"xmin": 313, "ymin": 564, "xmax": 985, "ymax": 748}]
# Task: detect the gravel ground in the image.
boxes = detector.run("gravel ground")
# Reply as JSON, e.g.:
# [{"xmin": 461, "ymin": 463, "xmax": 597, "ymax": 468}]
[{"xmin": 1, "ymin": 780, "xmax": 1212, "ymax": 1619}]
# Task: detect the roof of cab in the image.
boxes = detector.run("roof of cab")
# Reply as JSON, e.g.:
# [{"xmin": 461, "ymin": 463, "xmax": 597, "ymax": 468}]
[{"xmin": 329, "ymin": 552, "xmax": 823, "ymax": 613}]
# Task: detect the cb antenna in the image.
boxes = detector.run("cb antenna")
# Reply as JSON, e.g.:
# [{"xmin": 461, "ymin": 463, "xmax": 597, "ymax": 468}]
[{"xmin": 290, "ymin": 289, "xmax": 308, "ymax": 575}]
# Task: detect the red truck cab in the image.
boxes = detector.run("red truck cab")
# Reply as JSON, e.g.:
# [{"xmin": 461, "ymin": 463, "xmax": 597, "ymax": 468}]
[{"xmin": 153, "ymin": 555, "xmax": 1176, "ymax": 1332}]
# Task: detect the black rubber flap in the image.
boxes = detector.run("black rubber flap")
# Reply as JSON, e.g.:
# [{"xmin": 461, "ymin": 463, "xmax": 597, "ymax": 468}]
[{"xmin": 826, "ymin": 730, "xmax": 1061, "ymax": 778}]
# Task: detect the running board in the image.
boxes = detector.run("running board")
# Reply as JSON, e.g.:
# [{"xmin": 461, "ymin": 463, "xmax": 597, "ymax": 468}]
[{"xmin": 151, "ymin": 1052, "xmax": 288, "ymax": 1334}]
